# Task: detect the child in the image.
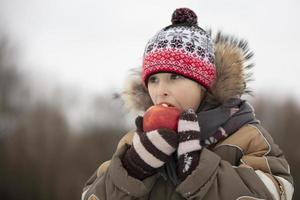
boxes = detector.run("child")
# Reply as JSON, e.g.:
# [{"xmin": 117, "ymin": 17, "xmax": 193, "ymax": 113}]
[{"xmin": 82, "ymin": 8, "xmax": 294, "ymax": 200}]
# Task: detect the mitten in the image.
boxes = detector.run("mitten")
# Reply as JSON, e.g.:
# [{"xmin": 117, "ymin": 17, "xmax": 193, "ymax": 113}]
[
  {"xmin": 177, "ymin": 109, "xmax": 202, "ymax": 181},
  {"xmin": 122, "ymin": 116, "xmax": 178, "ymax": 180}
]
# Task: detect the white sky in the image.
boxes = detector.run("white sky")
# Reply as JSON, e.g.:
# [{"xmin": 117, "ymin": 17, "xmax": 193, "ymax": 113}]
[{"xmin": 1, "ymin": 0, "xmax": 300, "ymax": 100}]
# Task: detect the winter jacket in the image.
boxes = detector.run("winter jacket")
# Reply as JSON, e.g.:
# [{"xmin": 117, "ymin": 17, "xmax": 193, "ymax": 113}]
[
  {"xmin": 82, "ymin": 32, "xmax": 294, "ymax": 200},
  {"xmin": 82, "ymin": 122, "xmax": 293, "ymax": 200}
]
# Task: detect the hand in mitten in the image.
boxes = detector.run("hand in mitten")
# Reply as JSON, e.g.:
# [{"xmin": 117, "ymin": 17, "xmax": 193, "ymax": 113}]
[
  {"xmin": 122, "ymin": 116, "xmax": 178, "ymax": 180},
  {"xmin": 177, "ymin": 109, "xmax": 202, "ymax": 181}
]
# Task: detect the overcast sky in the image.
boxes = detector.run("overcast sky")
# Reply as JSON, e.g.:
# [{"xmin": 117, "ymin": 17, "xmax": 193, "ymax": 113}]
[{"xmin": 1, "ymin": 0, "xmax": 300, "ymax": 100}]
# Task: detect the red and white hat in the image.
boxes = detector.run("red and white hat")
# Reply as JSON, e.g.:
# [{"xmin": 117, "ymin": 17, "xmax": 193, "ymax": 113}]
[{"xmin": 142, "ymin": 8, "xmax": 216, "ymax": 89}]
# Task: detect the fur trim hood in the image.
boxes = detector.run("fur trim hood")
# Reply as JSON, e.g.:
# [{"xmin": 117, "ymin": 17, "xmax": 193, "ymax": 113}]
[{"xmin": 118, "ymin": 31, "xmax": 254, "ymax": 113}]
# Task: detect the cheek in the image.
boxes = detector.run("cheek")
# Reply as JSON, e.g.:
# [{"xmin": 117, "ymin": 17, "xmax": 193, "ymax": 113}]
[
  {"xmin": 190, "ymin": 93, "xmax": 202, "ymax": 110},
  {"xmin": 176, "ymin": 85, "xmax": 202, "ymax": 110},
  {"xmin": 147, "ymin": 86, "xmax": 156, "ymax": 103}
]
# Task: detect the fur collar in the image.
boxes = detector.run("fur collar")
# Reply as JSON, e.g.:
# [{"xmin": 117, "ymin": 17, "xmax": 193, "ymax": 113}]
[{"xmin": 118, "ymin": 31, "xmax": 254, "ymax": 113}]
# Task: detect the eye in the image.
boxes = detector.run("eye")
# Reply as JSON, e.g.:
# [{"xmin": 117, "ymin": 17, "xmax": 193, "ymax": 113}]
[
  {"xmin": 170, "ymin": 73, "xmax": 183, "ymax": 80},
  {"xmin": 148, "ymin": 75, "xmax": 158, "ymax": 84}
]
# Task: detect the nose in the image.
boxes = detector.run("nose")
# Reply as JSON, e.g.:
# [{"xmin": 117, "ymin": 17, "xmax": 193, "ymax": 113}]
[{"xmin": 156, "ymin": 81, "xmax": 169, "ymax": 97}]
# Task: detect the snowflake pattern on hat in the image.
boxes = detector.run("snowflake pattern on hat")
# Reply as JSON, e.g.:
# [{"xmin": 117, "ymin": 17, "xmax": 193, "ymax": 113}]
[{"xmin": 145, "ymin": 26, "xmax": 214, "ymax": 59}]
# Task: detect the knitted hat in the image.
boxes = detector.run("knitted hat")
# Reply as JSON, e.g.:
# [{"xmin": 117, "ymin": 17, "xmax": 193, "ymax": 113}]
[{"xmin": 142, "ymin": 8, "xmax": 216, "ymax": 89}]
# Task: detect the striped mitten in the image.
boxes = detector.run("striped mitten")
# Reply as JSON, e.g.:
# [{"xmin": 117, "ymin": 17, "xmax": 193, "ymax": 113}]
[
  {"xmin": 177, "ymin": 109, "xmax": 202, "ymax": 181},
  {"xmin": 122, "ymin": 116, "xmax": 178, "ymax": 180}
]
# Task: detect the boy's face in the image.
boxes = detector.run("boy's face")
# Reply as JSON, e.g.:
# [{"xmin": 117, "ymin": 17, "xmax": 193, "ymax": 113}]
[{"xmin": 147, "ymin": 72, "xmax": 204, "ymax": 112}]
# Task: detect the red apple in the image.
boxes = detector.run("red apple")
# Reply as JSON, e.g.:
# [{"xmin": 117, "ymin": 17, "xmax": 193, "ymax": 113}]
[{"xmin": 143, "ymin": 103, "xmax": 181, "ymax": 132}]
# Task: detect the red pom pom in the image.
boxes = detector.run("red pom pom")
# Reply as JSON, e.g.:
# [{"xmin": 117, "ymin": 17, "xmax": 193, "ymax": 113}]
[{"xmin": 171, "ymin": 8, "xmax": 198, "ymax": 25}]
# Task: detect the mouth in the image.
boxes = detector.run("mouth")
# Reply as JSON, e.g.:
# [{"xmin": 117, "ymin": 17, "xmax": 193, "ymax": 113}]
[{"xmin": 158, "ymin": 102, "xmax": 175, "ymax": 107}]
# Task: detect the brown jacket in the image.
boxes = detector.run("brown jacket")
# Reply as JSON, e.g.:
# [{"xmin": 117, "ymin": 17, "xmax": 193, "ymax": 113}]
[{"xmin": 82, "ymin": 123, "xmax": 293, "ymax": 200}]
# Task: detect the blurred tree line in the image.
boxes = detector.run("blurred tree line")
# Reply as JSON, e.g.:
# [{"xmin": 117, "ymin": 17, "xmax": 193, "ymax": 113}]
[{"xmin": 0, "ymin": 32, "xmax": 298, "ymax": 199}]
